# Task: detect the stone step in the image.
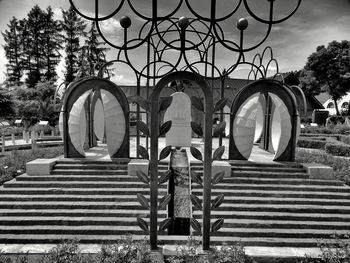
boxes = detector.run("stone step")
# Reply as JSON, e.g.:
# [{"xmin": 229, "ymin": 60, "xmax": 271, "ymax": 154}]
[
  {"xmin": 192, "ymin": 183, "xmax": 349, "ymax": 192},
  {"xmin": 0, "ymin": 194, "xmax": 161, "ymax": 202},
  {"xmin": 55, "ymin": 159, "xmax": 129, "ymax": 165},
  {"xmin": 196, "ymin": 218, "xmax": 350, "ymax": 230},
  {"xmin": 193, "ymin": 189, "xmax": 350, "ymax": 199},
  {"xmin": 0, "ymin": 209, "xmax": 166, "ymax": 218},
  {"xmin": 3, "ymin": 181, "xmax": 165, "ymax": 189},
  {"xmin": 0, "ymin": 216, "xmax": 161, "ymax": 226},
  {"xmin": 0, "ymin": 234, "xmax": 343, "ymax": 247},
  {"xmin": 193, "ymin": 203, "xmax": 350, "ymax": 213},
  {"xmin": 220, "ymin": 177, "xmax": 342, "ymax": 186},
  {"xmin": 0, "ymin": 188, "xmax": 167, "ymax": 195},
  {"xmin": 231, "ymin": 166, "xmax": 307, "ymax": 173},
  {"xmin": 0, "ymin": 201, "xmax": 164, "ymax": 210},
  {"xmin": 50, "ymin": 169, "xmax": 128, "ymax": 175},
  {"xmin": 16, "ymin": 175, "xmax": 141, "ymax": 182},
  {"xmin": 228, "ymin": 160, "xmax": 304, "ymax": 168},
  {"xmin": 54, "ymin": 164, "xmax": 128, "ymax": 170},
  {"xmin": 197, "ymin": 196, "xmax": 350, "ymax": 206},
  {"xmin": 230, "ymin": 171, "xmax": 309, "ymax": 178},
  {"xmin": 194, "ymin": 210, "xmax": 350, "ymax": 221}
]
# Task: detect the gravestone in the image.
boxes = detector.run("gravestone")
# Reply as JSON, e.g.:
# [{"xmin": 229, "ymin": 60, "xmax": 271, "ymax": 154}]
[{"xmin": 164, "ymin": 92, "xmax": 192, "ymax": 147}]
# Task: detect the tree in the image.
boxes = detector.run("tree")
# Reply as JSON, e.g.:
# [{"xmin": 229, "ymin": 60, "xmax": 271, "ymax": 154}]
[
  {"xmin": 2, "ymin": 17, "xmax": 23, "ymax": 87},
  {"xmin": 80, "ymin": 22, "xmax": 111, "ymax": 77},
  {"xmin": 299, "ymin": 70, "xmax": 321, "ymax": 96},
  {"xmin": 304, "ymin": 40, "xmax": 350, "ymax": 115},
  {"xmin": 23, "ymin": 5, "xmax": 46, "ymax": 88},
  {"xmin": 42, "ymin": 6, "xmax": 63, "ymax": 82},
  {"xmin": 62, "ymin": 6, "xmax": 87, "ymax": 83},
  {"xmin": 0, "ymin": 88, "xmax": 15, "ymax": 119}
]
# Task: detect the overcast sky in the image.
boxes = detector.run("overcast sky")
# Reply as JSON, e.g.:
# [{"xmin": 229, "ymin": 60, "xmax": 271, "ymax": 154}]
[{"xmin": 0, "ymin": 0, "xmax": 349, "ymax": 86}]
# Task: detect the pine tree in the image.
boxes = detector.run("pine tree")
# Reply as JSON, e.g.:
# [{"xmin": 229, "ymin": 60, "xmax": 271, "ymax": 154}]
[
  {"xmin": 80, "ymin": 22, "xmax": 111, "ymax": 77},
  {"xmin": 1, "ymin": 17, "xmax": 23, "ymax": 87},
  {"xmin": 61, "ymin": 6, "xmax": 87, "ymax": 83},
  {"xmin": 23, "ymin": 5, "xmax": 46, "ymax": 87},
  {"xmin": 42, "ymin": 6, "xmax": 63, "ymax": 82}
]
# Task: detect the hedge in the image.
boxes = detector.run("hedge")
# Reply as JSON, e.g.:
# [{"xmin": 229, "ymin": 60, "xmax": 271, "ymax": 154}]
[
  {"xmin": 297, "ymin": 138, "xmax": 327, "ymax": 149},
  {"xmin": 325, "ymin": 141, "xmax": 350, "ymax": 157},
  {"xmin": 339, "ymin": 134, "xmax": 350, "ymax": 145}
]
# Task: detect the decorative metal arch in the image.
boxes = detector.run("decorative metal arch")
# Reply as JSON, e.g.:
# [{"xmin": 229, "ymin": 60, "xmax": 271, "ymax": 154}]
[
  {"xmin": 62, "ymin": 77, "xmax": 130, "ymax": 158},
  {"xmin": 229, "ymin": 79, "xmax": 299, "ymax": 161},
  {"xmin": 150, "ymin": 71, "xmax": 213, "ymax": 250}
]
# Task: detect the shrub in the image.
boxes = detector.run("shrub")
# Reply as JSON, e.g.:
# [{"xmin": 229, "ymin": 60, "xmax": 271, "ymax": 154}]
[
  {"xmin": 301, "ymin": 124, "xmax": 350, "ymax": 135},
  {"xmin": 325, "ymin": 143, "xmax": 350, "ymax": 157},
  {"xmin": 0, "ymin": 146, "xmax": 63, "ymax": 185},
  {"xmin": 296, "ymin": 148, "xmax": 350, "ymax": 184},
  {"xmin": 167, "ymin": 236, "xmax": 252, "ymax": 263},
  {"xmin": 339, "ymin": 135, "xmax": 350, "ymax": 145},
  {"xmin": 96, "ymin": 236, "xmax": 152, "ymax": 263},
  {"xmin": 297, "ymin": 139, "xmax": 327, "ymax": 149}
]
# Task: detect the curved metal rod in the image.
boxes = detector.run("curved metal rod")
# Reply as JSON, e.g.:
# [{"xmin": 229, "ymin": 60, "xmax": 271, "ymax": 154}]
[
  {"xmin": 261, "ymin": 46, "xmax": 274, "ymax": 61},
  {"xmin": 265, "ymin": 58, "xmax": 279, "ymax": 76},
  {"xmin": 243, "ymin": 0, "xmax": 302, "ymax": 24},
  {"xmin": 289, "ymin": 84, "xmax": 308, "ymax": 116},
  {"xmin": 69, "ymin": 0, "xmax": 125, "ymax": 22},
  {"xmin": 54, "ymin": 82, "xmax": 69, "ymax": 105}
]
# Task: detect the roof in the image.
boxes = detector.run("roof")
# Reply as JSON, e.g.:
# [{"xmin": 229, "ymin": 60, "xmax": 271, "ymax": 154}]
[{"xmin": 315, "ymin": 92, "xmax": 331, "ymax": 105}]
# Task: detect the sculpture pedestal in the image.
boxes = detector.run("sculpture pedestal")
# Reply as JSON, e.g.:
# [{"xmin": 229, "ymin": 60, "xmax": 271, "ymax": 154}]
[{"xmin": 168, "ymin": 148, "xmax": 190, "ymax": 235}]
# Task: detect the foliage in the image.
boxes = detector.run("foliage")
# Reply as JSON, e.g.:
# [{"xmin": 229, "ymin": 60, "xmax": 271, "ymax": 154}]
[
  {"xmin": 295, "ymin": 148, "xmax": 350, "ymax": 185},
  {"xmin": 299, "ymin": 69, "xmax": 321, "ymax": 96},
  {"xmin": 301, "ymin": 124, "xmax": 350, "ymax": 135},
  {"xmin": 96, "ymin": 236, "xmax": 152, "ymax": 263},
  {"xmin": 167, "ymin": 236, "xmax": 252, "ymax": 263},
  {"xmin": 62, "ymin": 6, "xmax": 87, "ymax": 83},
  {"xmin": 1, "ymin": 17, "xmax": 23, "ymax": 87},
  {"xmin": 304, "ymin": 40, "xmax": 350, "ymax": 115},
  {"xmin": 0, "ymin": 146, "xmax": 63, "ymax": 185},
  {"xmin": 325, "ymin": 141, "xmax": 350, "ymax": 157},
  {"xmin": 297, "ymin": 138, "xmax": 327, "ymax": 149},
  {"xmin": 0, "ymin": 88, "xmax": 15, "ymax": 119},
  {"xmin": 0, "ymin": 249, "xmax": 29, "ymax": 263}
]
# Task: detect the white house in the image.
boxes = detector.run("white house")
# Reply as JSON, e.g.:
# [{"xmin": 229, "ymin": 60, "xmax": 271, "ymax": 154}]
[{"xmin": 322, "ymin": 93, "xmax": 350, "ymax": 115}]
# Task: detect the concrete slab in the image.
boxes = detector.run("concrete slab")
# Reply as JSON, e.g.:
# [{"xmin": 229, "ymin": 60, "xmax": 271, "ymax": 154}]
[
  {"xmin": 128, "ymin": 159, "xmax": 149, "ymax": 176},
  {"xmin": 212, "ymin": 160, "xmax": 231, "ymax": 177},
  {"xmin": 302, "ymin": 163, "xmax": 334, "ymax": 180},
  {"xmin": 26, "ymin": 158, "xmax": 57, "ymax": 175}
]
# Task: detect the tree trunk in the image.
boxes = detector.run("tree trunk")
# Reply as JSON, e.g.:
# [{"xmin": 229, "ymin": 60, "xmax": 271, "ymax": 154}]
[{"xmin": 334, "ymin": 99, "xmax": 340, "ymax": 115}]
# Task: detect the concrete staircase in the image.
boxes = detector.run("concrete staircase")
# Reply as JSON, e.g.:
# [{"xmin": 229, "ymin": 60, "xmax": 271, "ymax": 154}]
[
  {"xmin": 0, "ymin": 159, "xmax": 171, "ymax": 244},
  {"xmin": 192, "ymin": 160, "xmax": 350, "ymax": 247},
  {"xmin": 0, "ymin": 158, "xmax": 349, "ymax": 248}
]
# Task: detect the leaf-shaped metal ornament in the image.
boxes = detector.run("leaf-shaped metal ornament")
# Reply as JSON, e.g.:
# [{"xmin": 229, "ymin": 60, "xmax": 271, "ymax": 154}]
[
  {"xmin": 190, "ymin": 147, "xmax": 203, "ymax": 162},
  {"xmin": 158, "ymin": 170, "xmax": 171, "ymax": 185},
  {"xmin": 159, "ymin": 97, "xmax": 173, "ymax": 112},
  {"xmin": 137, "ymin": 121, "xmax": 150, "ymax": 137},
  {"xmin": 211, "ymin": 194, "xmax": 224, "ymax": 210},
  {"xmin": 137, "ymin": 193, "xmax": 150, "ymax": 209},
  {"xmin": 211, "ymin": 218, "xmax": 224, "ymax": 233},
  {"xmin": 191, "ymin": 96, "xmax": 204, "ymax": 112},
  {"xmin": 159, "ymin": 121, "xmax": 172, "ymax": 137},
  {"xmin": 137, "ymin": 217, "xmax": 149, "ymax": 233},
  {"xmin": 213, "ymin": 146, "xmax": 225, "ymax": 161},
  {"xmin": 190, "ymin": 194, "xmax": 202, "ymax": 210},
  {"xmin": 191, "ymin": 170, "xmax": 203, "ymax": 187},
  {"xmin": 190, "ymin": 122, "xmax": 203, "ymax": 137},
  {"xmin": 137, "ymin": 145, "xmax": 149, "ymax": 160},
  {"xmin": 136, "ymin": 170, "xmax": 149, "ymax": 185},
  {"xmin": 159, "ymin": 218, "xmax": 172, "ymax": 232},
  {"xmin": 159, "ymin": 146, "xmax": 172, "ymax": 161},
  {"xmin": 159, "ymin": 194, "xmax": 172, "ymax": 209},
  {"xmin": 212, "ymin": 171, "xmax": 225, "ymax": 185},
  {"xmin": 214, "ymin": 98, "xmax": 228, "ymax": 112},
  {"xmin": 190, "ymin": 218, "xmax": 202, "ymax": 234},
  {"xmin": 213, "ymin": 121, "xmax": 226, "ymax": 137},
  {"xmin": 133, "ymin": 96, "xmax": 150, "ymax": 112}
]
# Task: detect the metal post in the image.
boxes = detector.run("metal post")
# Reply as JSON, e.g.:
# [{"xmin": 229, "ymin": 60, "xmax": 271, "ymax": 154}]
[{"xmin": 1, "ymin": 133, "xmax": 5, "ymax": 154}]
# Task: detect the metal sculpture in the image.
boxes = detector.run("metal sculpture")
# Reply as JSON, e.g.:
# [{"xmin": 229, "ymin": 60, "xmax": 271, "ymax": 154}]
[{"xmin": 69, "ymin": 0, "xmax": 302, "ymax": 251}]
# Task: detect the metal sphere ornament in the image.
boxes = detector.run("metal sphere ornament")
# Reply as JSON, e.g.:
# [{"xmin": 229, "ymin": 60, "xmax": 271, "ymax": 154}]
[
  {"xmin": 237, "ymin": 18, "xmax": 248, "ymax": 31},
  {"xmin": 120, "ymin": 16, "xmax": 131, "ymax": 29},
  {"xmin": 178, "ymin": 16, "xmax": 189, "ymax": 29}
]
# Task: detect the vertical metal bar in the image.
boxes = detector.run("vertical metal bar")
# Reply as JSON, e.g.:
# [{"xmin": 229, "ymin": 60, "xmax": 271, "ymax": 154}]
[
  {"xmin": 150, "ymin": 96, "xmax": 159, "ymax": 250},
  {"xmin": 219, "ymin": 76, "xmax": 225, "ymax": 146},
  {"xmin": 202, "ymin": 89, "xmax": 213, "ymax": 251},
  {"xmin": 136, "ymin": 76, "xmax": 141, "ymax": 158}
]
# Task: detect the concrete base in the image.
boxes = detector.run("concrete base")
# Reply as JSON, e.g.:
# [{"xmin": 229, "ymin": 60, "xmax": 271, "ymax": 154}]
[
  {"xmin": 150, "ymin": 249, "xmax": 165, "ymax": 263},
  {"xmin": 302, "ymin": 163, "xmax": 333, "ymax": 180},
  {"xmin": 212, "ymin": 160, "xmax": 231, "ymax": 178},
  {"xmin": 128, "ymin": 159, "xmax": 149, "ymax": 176},
  {"xmin": 26, "ymin": 159, "xmax": 57, "ymax": 175}
]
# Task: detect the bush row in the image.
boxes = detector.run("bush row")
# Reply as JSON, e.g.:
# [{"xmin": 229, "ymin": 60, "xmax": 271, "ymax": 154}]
[
  {"xmin": 301, "ymin": 124, "xmax": 350, "ymax": 135},
  {"xmin": 297, "ymin": 138, "xmax": 327, "ymax": 149}
]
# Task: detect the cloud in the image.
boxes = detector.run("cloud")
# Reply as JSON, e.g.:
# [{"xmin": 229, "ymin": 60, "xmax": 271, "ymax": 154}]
[{"xmin": 0, "ymin": 47, "xmax": 7, "ymax": 84}]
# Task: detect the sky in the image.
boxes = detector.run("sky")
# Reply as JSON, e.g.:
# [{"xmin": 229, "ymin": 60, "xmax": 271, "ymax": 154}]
[{"xmin": 0, "ymin": 0, "xmax": 349, "ymax": 86}]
